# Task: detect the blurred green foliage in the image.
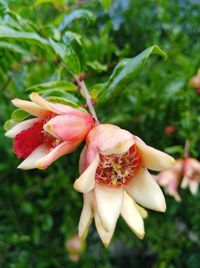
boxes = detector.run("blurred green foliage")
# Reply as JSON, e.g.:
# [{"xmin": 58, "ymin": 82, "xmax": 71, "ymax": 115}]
[{"xmin": 0, "ymin": 0, "xmax": 200, "ymax": 267}]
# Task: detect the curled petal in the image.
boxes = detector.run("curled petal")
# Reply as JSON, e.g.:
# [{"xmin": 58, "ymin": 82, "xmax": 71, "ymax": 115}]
[
  {"xmin": 121, "ymin": 192, "xmax": 145, "ymax": 239},
  {"xmin": 135, "ymin": 137, "xmax": 175, "ymax": 171},
  {"xmin": 94, "ymin": 210, "xmax": 114, "ymax": 247},
  {"xmin": 79, "ymin": 193, "xmax": 93, "ymax": 240},
  {"xmin": 36, "ymin": 141, "xmax": 80, "ymax": 169},
  {"xmin": 12, "ymin": 99, "xmax": 49, "ymax": 118},
  {"xmin": 74, "ymin": 154, "xmax": 99, "ymax": 193},
  {"xmin": 17, "ymin": 144, "xmax": 50, "ymax": 170},
  {"xmin": 5, "ymin": 118, "xmax": 40, "ymax": 138},
  {"xmin": 124, "ymin": 168, "xmax": 166, "ymax": 212},
  {"xmin": 94, "ymin": 184, "xmax": 123, "ymax": 232},
  {"xmin": 30, "ymin": 93, "xmax": 80, "ymax": 115}
]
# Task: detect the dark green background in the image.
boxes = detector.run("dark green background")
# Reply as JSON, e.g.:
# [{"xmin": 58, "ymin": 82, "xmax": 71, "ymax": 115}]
[{"xmin": 0, "ymin": 0, "xmax": 200, "ymax": 267}]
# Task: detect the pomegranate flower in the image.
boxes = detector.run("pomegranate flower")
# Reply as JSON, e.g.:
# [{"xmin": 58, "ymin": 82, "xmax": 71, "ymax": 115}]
[
  {"xmin": 157, "ymin": 158, "xmax": 200, "ymax": 200},
  {"xmin": 5, "ymin": 93, "xmax": 94, "ymax": 170},
  {"xmin": 181, "ymin": 158, "xmax": 200, "ymax": 195},
  {"xmin": 73, "ymin": 124, "xmax": 175, "ymax": 246},
  {"xmin": 156, "ymin": 159, "xmax": 183, "ymax": 202}
]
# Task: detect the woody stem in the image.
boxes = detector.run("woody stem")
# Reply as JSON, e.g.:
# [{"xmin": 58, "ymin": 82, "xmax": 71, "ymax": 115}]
[
  {"xmin": 184, "ymin": 139, "xmax": 190, "ymax": 158},
  {"xmin": 74, "ymin": 75, "xmax": 100, "ymax": 124}
]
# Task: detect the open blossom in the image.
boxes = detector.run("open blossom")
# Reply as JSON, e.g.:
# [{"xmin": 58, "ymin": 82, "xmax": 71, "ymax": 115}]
[
  {"xmin": 156, "ymin": 159, "xmax": 183, "ymax": 201},
  {"xmin": 73, "ymin": 124, "xmax": 175, "ymax": 246},
  {"xmin": 5, "ymin": 93, "xmax": 94, "ymax": 170},
  {"xmin": 157, "ymin": 158, "xmax": 200, "ymax": 200},
  {"xmin": 181, "ymin": 158, "xmax": 200, "ymax": 195}
]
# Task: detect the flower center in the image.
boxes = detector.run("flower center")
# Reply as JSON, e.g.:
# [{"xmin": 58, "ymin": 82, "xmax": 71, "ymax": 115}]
[{"xmin": 95, "ymin": 144, "xmax": 142, "ymax": 187}]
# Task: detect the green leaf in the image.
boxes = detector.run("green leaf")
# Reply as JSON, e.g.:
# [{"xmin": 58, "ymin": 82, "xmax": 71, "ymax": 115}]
[
  {"xmin": 0, "ymin": 26, "xmax": 49, "ymax": 48},
  {"xmin": 4, "ymin": 119, "xmax": 16, "ymax": 131},
  {"xmin": 0, "ymin": 41, "xmax": 28, "ymax": 55},
  {"xmin": 87, "ymin": 61, "xmax": 107, "ymax": 73},
  {"xmin": 26, "ymin": 80, "xmax": 77, "ymax": 92},
  {"xmin": 45, "ymin": 96, "xmax": 82, "ymax": 110},
  {"xmin": 41, "ymin": 89, "xmax": 80, "ymax": 104},
  {"xmin": 34, "ymin": 0, "xmax": 65, "ymax": 8},
  {"xmin": 59, "ymin": 9, "xmax": 96, "ymax": 30},
  {"xmin": 164, "ymin": 146, "xmax": 183, "ymax": 155},
  {"xmin": 11, "ymin": 109, "xmax": 30, "ymax": 122},
  {"xmin": 101, "ymin": 0, "xmax": 112, "ymax": 11},
  {"xmin": 49, "ymin": 38, "xmax": 81, "ymax": 74},
  {"xmin": 99, "ymin": 45, "xmax": 167, "ymax": 101}
]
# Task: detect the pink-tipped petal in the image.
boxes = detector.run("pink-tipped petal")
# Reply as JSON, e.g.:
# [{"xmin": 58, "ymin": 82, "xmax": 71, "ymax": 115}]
[
  {"xmin": 87, "ymin": 124, "xmax": 133, "ymax": 154},
  {"xmin": 5, "ymin": 118, "xmax": 40, "ymax": 138},
  {"xmin": 74, "ymin": 154, "xmax": 99, "ymax": 193},
  {"xmin": 78, "ymin": 193, "xmax": 93, "ymax": 240},
  {"xmin": 17, "ymin": 144, "xmax": 50, "ymax": 170},
  {"xmin": 35, "ymin": 140, "xmax": 80, "ymax": 169},
  {"xmin": 121, "ymin": 191, "xmax": 145, "ymax": 239},
  {"xmin": 94, "ymin": 184, "xmax": 124, "ymax": 232},
  {"xmin": 135, "ymin": 138, "xmax": 175, "ymax": 171},
  {"xmin": 124, "ymin": 168, "xmax": 166, "ymax": 212},
  {"xmin": 12, "ymin": 99, "xmax": 49, "ymax": 118}
]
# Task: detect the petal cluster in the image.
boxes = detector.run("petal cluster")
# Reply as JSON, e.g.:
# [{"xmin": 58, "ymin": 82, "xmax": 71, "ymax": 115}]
[
  {"xmin": 5, "ymin": 93, "xmax": 94, "ymax": 169},
  {"xmin": 74, "ymin": 124, "xmax": 175, "ymax": 246}
]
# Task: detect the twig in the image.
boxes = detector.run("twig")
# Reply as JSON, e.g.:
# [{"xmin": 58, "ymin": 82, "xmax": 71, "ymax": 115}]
[
  {"xmin": 184, "ymin": 139, "xmax": 190, "ymax": 158},
  {"xmin": 74, "ymin": 74, "xmax": 99, "ymax": 124}
]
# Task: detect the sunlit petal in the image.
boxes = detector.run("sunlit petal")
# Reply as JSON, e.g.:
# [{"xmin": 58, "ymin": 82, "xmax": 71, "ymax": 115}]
[
  {"xmin": 74, "ymin": 153, "xmax": 99, "ymax": 193},
  {"xmin": 94, "ymin": 184, "xmax": 123, "ymax": 232},
  {"xmin": 121, "ymin": 191, "xmax": 145, "ymax": 239},
  {"xmin": 124, "ymin": 168, "xmax": 166, "ymax": 212}
]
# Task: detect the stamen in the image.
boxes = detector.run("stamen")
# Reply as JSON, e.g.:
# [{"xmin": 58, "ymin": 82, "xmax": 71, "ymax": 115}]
[{"xmin": 95, "ymin": 144, "xmax": 142, "ymax": 187}]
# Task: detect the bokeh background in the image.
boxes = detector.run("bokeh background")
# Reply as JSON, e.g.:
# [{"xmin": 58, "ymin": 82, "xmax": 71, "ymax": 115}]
[{"xmin": 1, "ymin": 0, "xmax": 200, "ymax": 267}]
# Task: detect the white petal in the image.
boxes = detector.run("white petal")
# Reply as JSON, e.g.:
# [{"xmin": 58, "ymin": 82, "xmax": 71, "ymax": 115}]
[
  {"xmin": 135, "ymin": 139, "xmax": 175, "ymax": 171},
  {"xmin": 121, "ymin": 191, "xmax": 145, "ymax": 239},
  {"xmin": 12, "ymin": 99, "xmax": 48, "ymax": 118},
  {"xmin": 17, "ymin": 144, "xmax": 50, "ymax": 170},
  {"xmin": 5, "ymin": 118, "xmax": 40, "ymax": 138},
  {"xmin": 78, "ymin": 193, "xmax": 93, "ymax": 240},
  {"xmin": 73, "ymin": 154, "xmax": 99, "ymax": 193},
  {"xmin": 134, "ymin": 203, "xmax": 148, "ymax": 219},
  {"xmin": 101, "ymin": 140, "xmax": 135, "ymax": 155},
  {"xmin": 94, "ymin": 184, "xmax": 123, "ymax": 232},
  {"xmin": 181, "ymin": 176, "xmax": 189, "ymax": 189},
  {"xmin": 124, "ymin": 168, "xmax": 166, "ymax": 212},
  {"xmin": 189, "ymin": 180, "xmax": 199, "ymax": 195},
  {"xmin": 94, "ymin": 210, "xmax": 114, "ymax": 247}
]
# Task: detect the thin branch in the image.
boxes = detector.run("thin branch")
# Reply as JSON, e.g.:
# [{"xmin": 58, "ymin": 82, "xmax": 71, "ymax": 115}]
[
  {"xmin": 184, "ymin": 139, "xmax": 190, "ymax": 158},
  {"xmin": 74, "ymin": 75, "xmax": 99, "ymax": 124}
]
